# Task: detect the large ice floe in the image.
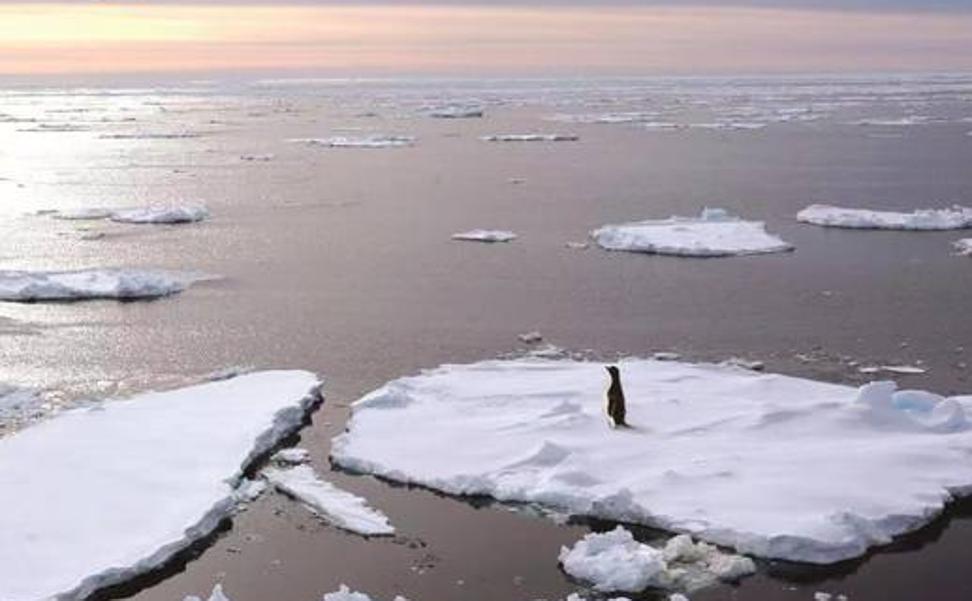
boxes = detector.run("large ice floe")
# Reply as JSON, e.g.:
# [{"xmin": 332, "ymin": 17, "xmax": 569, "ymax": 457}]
[
  {"xmin": 797, "ymin": 204, "xmax": 972, "ymax": 230},
  {"xmin": 332, "ymin": 358, "xmax": 972, "ymax": 564},
  {"xmin": 559, "ymin": 526, "xmax": 755, "ymax": 593},
  {"xmin": 110, "ymin": 204, "xmax": 209, "ymax": 224},
  {"xmin": 0, "ymin": 268, "xmax": 199, "ymax": 302},
  {"xmin": 451, "ymin": 229, "xmax": 517, "ymax": 243},
  {"xmin": 263, "ymin": 464, "xmax": 395, "ymax": 536},
  {"xmin": 0, "ymin": 370, "xmax": 321, "ymax": 601},
  {"xmin": 590, "ymin": 208, "xmax": 793, "ymax": 257},
  {"xmin": 292, "ymin": 135, "xmax": 415, "ymax": 148}
]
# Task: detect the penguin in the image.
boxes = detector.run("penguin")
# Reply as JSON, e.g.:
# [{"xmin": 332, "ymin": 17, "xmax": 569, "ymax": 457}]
[{"xmin": 605, "ymin": 365, "xmax": 628, "ymax": 428}]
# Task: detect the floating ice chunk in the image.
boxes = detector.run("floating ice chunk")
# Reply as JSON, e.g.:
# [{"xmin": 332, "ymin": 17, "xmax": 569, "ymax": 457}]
[
  {"xmin": 111, "ymin": 204, "xmax": 209, "ymax": 224},
  {"xmin": 183, "ymin": 583, "xmax": 231, "ymax": 601},
  {"xmin": 652, "ymin": 352, "xmax": 682, "ymax": 361},
  {"xmin": 324, "ymin": 585, "xmax": 410, "ymax": 601},
  {"xmin": 559, "ymin": 527, "xmax": 667, "ymax": 593},
  {"xmin": 720, "ymin": 357, "xmax": 765, "ymax": 371},
  {"xmin": 273, "ymin": 447, "xmax": 311, "ymax": 465},
  {"xmin": 425, "ymin": 106, "xmax": 484, "ymax": 119},
  {"xmin": 482, "ymin": 133, "xmax": 579, "ymax": 142},
  {"xmin": 518, "ymin": 331, "xmax": 544, "ymax": 344},
  {"xmin": 558, "ymin": 527, "xmax": 754, "ymax": 593},
  {"xmin": 0, "ymin": 370, "xmax": 321, "ymax": 601},
  {"xmin": 797, "ymin": 204, "xmax": 972, "ymax": 230},
  {"xmin": 263, "ymin": 464, "xmax": 394, "ymax": 536},
  {"xmin": 591, "ymin": 208, "xmax": 793, "ymax": 257},
  {"xmin": 954, "ymin": 239, "xmax": 972, "ymax": 255},
  {"xmin": 880, "ymin": 365, "xmax": 927, "ymax": 375},
  {"xmin": 292, "ymin": 135, "xmax": 415, "ymax": 149},
  {"xmin": 0, "ymin": 268, "xmax": 200, "ymax": 302},
  {"xmin": 332, "ymin": 358, "xmax": 972, "ymax": 564},
  {"xmin": 547, "ymin": 112, "xmax": 659, "ymax": 124},
  {"xmin": 452, "ymin": 229, "xmax": 517, "ymax": 243},
  {"xmin": 565, "ymin": 241, "xmax": 590, "ymax": 250},
  {"xmin": 99, "ymin": 132, "xmax": 202, "ymax": 139}
]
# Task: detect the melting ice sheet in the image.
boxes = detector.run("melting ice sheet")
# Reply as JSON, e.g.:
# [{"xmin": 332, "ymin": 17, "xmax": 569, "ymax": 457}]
[
  {"xmin": 332, "ymin": 358, "xmax": 972, "ymax": 564},
  {"xmin": 797, "ymin": 204, "xmax": 972, "ymax": 230},
  {"xmin": 591, "ymin": 208, "xmax": 793, "ymax": 257},
  {"xmin": 0, "ymin": 370, "xmax": 321, "ymax": 601},
  {"xmin": 0, "ymin": 268, "xmax": 201, "ymax": 302}
]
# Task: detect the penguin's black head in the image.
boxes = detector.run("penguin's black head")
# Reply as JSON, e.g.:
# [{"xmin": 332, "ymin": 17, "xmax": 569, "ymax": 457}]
[{"xmin": 605, "ymin": 365, "xmax": 619, "ymax": 378}]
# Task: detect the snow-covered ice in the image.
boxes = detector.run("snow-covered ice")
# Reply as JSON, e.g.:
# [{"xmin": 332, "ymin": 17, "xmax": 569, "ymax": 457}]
[
  {"xmin": 0, "ymin": 370, "xmax": 321, "ymax": 601},
  {"xmin": 111, "ymin": 204, "xmax": 209, "ymax": 224},
  {"xmin": 0, "ymin": 268, "xmax": 200, "ymax": 302},
  {"xmin": 293, "ymin": 135, "xmax": 415, "ymax": 148},
  {"xmin": 332, "ymin": 358, "xmax": 972, "ymax": 564},
  {"xmin": 482, "ymin": 133, "xmax": 579, "ymax": 142},
  {"xmin": 591, "ymin": 208, "xmax": 793, "ymax": 257},
  {"xmin": 558, "ymin": 527, "xmax": 755, "ymax": 593},
  {"xmin": 797, "ymin": 204, "xmax": 972, "ymax": 230},
  {"xmin": 451, "ymin": 229, "xmax": 517, "ymax": 243},
  {"xmin": 263, "ymin": 464, "xmax": 395, "ymax": 536}
]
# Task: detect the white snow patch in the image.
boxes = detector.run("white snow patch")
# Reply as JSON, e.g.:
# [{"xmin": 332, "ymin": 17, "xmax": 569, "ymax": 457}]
[
  {"xmin": 482, "ymin": 133, "xmax": 579, "ymax": 142},
  {"xmin": 0, "ymin": 268, "xmax": 200, "ymax": 302},
  {"xmin": 797, "ymin": 204, "xmax": 972, "ymax": 230},
  {"xmin": 591, "ymin": 208, "xmax": 793, "ymax": 257},
  {"xmin": 558, "ymin": 527, "xmax": 755, "ymax": 593},
  {"xmin": 263, "ymin": 465, "xmax": 394, "ymax": 536},
  {"xmin": 292, "ymin": 135, "xmax": 415, "ymax": 149},
  {"xmin": 451, "ymin": 230, "xmax": 517, "ymax": 243},
  {"xmin": 111, "ymin": 204, "xmax": 209, "ymax": 224},
  {"xmin": 0, "ymin": 370, "xmax": 321, "ymax": 601},
  {"xmin": 332, "ymin": 358, "xmax": 972, "ymax": 564}
]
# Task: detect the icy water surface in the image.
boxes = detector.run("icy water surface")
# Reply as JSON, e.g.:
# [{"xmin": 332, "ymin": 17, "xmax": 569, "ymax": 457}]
[{"xmin": 2, "ymin": 74, "xmax": 972, "ymax": 601}]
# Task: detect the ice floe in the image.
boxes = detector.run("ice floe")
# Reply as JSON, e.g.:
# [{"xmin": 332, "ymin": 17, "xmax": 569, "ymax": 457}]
[
  {"xmin": 263, "ymin": 464, "xmax": 395, "ymax": 536},
  {"xmin": 425, "ymin": 106, "xmax": 484, "ymax": 119},
  {"xmin": 547, "ymin": 112, "xmax": 659, "ymax": 124},
  {"xmin": 332, "ymin": 358, "xmax": 972, "ymax": 564},
  {"xmin": 293, "ymin": 135, "xmax": 415, "ymax": 149},
  {"xmin": 111, "ymin": 204, "xmax": 209, "ymax": 224},
  {"xmin": 0, "ymin": 268, "xmax": 201, "ymax": 302},
  {"xmin": 0, "ymin": 370, "xmax": 321, "ymax": 601},
  {"xmin": 482, "ymin": 133, "xmax": 579, "ymax": 142},
  {"xmin": 559, "ymin": 527, "xmax": 754, "ymax": 593},
  {"xmin": 186, "ymin": 584, "xmax": 409, "ymax": 601},
  {"xmin": 953, "ymin": 239, "xmax": 972, "ymax": 255},
  {"xmin": 591, "ymin": 208, "xmax": 793, "ymax": 257},
  {"xmin": 797, "ymin": 204, "xmax": 972, "ymax": 230},
  {"xmin": 451, "ymin": 229, "xmax": 517, "ymax": 243}
]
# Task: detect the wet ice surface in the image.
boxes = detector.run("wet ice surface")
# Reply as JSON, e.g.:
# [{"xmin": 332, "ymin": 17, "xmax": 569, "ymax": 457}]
[{"xmin": 2, "ymin": 74, "xmax": 972, "ymax": 601}]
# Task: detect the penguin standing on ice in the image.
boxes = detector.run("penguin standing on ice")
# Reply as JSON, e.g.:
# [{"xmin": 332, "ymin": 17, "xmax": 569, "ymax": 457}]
[{"xmin": 605, "ymin": 365, "xmax": 628, "ymax": 428}]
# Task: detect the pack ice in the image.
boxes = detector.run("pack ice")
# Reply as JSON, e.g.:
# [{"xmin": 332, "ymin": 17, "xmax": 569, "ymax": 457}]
[
  {"xmin": 591, "ymin": 208, "xmax": 793, "ymax": 257},
  {"xmin": 0, "ymin": 268, "xmax": 200, "ymax": 302},
  {"xmin": 331, "ymin": 358, "xmax": 972, "ymax": 564},
  {"xmin": 0, "ymin": 370, "xmax": 321, "ymax": 601},
  {"xmin": 797, "ymin": 204, "xmax": 972, "ymax": 230}
]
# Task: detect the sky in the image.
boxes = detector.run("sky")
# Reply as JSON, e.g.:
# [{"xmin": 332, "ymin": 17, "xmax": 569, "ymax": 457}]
[{"xmin": 1, "ymin": 1, "xmax": 971, "ymax": 76}]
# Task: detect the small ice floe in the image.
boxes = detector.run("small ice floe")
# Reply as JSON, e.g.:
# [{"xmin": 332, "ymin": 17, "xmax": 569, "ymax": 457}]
[
  {"xmin": 565, "ymin": 241, "xmax": 590, "ymax": 250},
  {"xmin": 111, "ymin": 204, "xmax": 209, "ymax": 224},
  {"xmin": 954, "ymin": 239, "xmax": 972, "ymax": 255},
  {"xmin": 99, "ymin": 132, "xmax": 202, "ymax": 139},
  {"xmin": 858, "ymin": 366, "xmax": 881, "ymax": 374},
  {"xmin": 546, "ymin": 112, "xmax": 659, "ymax": 124},
  {"xmin": 263, "ymin": 465, "xmax": 394, "ymax": 536},
  {"xmin": 0, "ymin": 268, "xmax": 201, "ymax": 302},
  {"xmin": 272, "ymin": 447, "xmax": 311, "ymax": 465},
  {"xmin": 186, "ymin": 584, "xmax": 410, "ymax": 601},
  {"xmin": 518, "ymin": 331, "xmax": 544, "ymax": 344},
  {"xmin": 425, "ymin": 106, "xmax": 484, "ymax": 119},
  {"xmin": 0, "ymin": 371, "xmax": 321, "ymax": 601},
  {"xmin": 292, "ymin": 135, "xmax": 415, "ymax": 149},
  {"xmin": 797, "ymin": 204, "xmax": 972, "ymax": 230},
  {"xmin": 852, "ymin": 116, "xmax": 931, "ymax": 127},
  {"xmin": 591, "ymin": 208, "xmax": 793, "ymax": 257},
  {"xmin": 720, "ymin": 357, "xmax": 765, "ymax": 371},
  {"xmin": 880, "ymin": 365, "xmax": 927, "ymax": 375},
  {"xmin": 559, "ymin": 527, "xmax": 755, "ymax": 593},
  {"xmin": 642, "ymin": 122, "xmax": 686, "ymax": 130},
  {"xmin": 652, "ymin": 352, "xmax": 682, "ymax": 361},
  {"xmin": 240, "ymin": 153, "xmax": 274, "ymax": 162},
  {"xmin": 814, "ymin": 592, "xmax": 849, "ymax": 601},
  {"xmin": 451, "ymin": 230, "xmax": 517, "ymax": 243},
  {"xmin": 332, "ymin": 358, "xmax": 972, "ymax": 564},
  {"xmin": 481, "ymin": 133, "xmax": 579, "ymax": 142}
]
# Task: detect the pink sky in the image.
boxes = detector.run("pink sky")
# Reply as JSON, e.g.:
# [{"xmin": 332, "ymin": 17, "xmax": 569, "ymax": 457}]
[{"xmin": 1, "ymin": 3, "xmax": 971, "ymax": 75}]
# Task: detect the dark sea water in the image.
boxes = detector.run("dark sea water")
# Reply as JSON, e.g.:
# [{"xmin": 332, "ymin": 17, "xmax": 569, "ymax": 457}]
[{"xmin": 2, "ymin": 74, "xmax": 972, "ymax": 601}]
